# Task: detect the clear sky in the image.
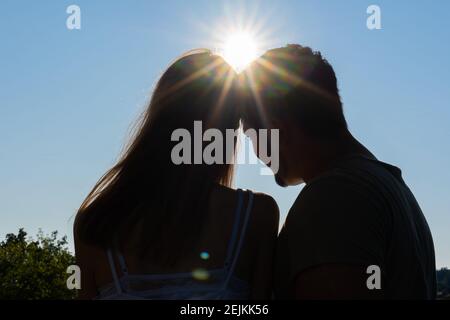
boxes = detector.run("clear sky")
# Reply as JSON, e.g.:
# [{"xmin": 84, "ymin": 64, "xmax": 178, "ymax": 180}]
[{"xmin": 1, "ymin": 0, "xmax": 449, "ymax": 267}]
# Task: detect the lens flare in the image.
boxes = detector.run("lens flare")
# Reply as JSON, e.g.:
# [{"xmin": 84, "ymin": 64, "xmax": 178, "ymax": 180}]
[
  {"xmin": 200, "ymin": 252, "xmax": 210, "ymax": 260},
  {"xmin": 192, "ymin": 268, "xmax": 210, "ymax": 281},
  {"xmin": 222, "ymin": 32, "xmax": 259, "ymax": 72}
]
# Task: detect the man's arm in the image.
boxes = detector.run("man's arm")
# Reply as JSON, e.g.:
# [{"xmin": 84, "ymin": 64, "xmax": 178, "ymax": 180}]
[
  {"xmin": 294, "ymin": 264, "xmax": 383, "ymax": 300},
  {"xmin": 278, "ymin": 175, "xmax": 387, "ymax": 300}
]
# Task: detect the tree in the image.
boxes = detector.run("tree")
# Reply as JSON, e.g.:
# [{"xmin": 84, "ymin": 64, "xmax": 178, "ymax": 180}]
[
  {"xmin": 437, "ymin": 267, "xmax": 450, "ymax": 299},
  {"xmin": 0, "ymin": 228, "xmax": 77, "ymax": 299}
]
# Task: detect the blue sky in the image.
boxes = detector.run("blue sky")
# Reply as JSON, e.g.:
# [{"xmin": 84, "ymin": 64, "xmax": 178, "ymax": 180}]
[{"xmin": 0, "ymin": 0, "xmax": 449, "ymax": 267}]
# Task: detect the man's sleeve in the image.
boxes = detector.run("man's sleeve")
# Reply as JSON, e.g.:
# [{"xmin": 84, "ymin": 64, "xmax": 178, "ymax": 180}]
[{"xmin": 278, "ymin": 175, "xmax": 389, "ymax": 287}]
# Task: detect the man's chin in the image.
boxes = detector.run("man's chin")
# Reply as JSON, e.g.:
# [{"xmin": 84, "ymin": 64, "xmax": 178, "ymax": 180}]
[
  {"xmin": 275, "ymin": 174, "xmax": 305, "ymax": 187},
  {"xmin": 275, "ymin": 174, "xmax": 288, "ymax": 187}
]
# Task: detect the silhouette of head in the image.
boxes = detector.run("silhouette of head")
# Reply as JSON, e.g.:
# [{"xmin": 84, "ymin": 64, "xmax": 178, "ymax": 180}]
[
  {"xmin": 240, "ymin": 44, "xmax": 347, "ymax": 186},
  {"xmin": 76, "ymin": 50, "xmax": 240, "ymax": 265}
]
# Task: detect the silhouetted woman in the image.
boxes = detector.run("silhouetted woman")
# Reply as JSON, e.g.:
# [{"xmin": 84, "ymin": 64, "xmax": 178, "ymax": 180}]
[{"xmin": 74, "ymin": 50, "xmax": 279, "ymax": 300}]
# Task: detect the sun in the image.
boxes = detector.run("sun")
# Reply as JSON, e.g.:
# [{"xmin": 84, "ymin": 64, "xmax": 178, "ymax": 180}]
[
  {"xmin": 222, "ymin": 32, "xmax": 259, "ymax": 72},
  {"xmin": 195, "ymin": 2, "xmax": 277, "ymax": 72}
]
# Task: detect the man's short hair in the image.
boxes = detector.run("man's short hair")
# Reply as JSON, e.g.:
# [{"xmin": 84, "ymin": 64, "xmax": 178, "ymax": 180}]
[{"xmin": 241, "ymin": 44, "xmax": 347, "ymax": 139}]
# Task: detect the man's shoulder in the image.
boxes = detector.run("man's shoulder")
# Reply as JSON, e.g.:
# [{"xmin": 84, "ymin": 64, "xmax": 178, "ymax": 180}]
[
  {"xmin": 284, "ymin": 168, "xmax": 387, "ymax": 234},
  {"xmin": 294, "ymin": 156, "xmax": 403, "ymax": 212},
  {"xmin": 296, "ymin": 169, "xmax": 372, "ymax": 208}
]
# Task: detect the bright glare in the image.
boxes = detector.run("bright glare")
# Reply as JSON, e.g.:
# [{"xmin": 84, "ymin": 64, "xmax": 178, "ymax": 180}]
[{"xmin": 222, "ymin": 32, "xmax": 259, "ymax": 72}]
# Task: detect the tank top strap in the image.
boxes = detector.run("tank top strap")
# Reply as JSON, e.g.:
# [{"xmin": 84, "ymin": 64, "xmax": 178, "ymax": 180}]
[
  {"xmin": 112, "ymin": 235, "xmax": 129, "ymax": 277},
  {"xmin": 223, "ymin": 189, "xmax": 245, "ymax": 269},
  {"xmin": 106, "ymin": 249, "xmax": 123, "ymax": 294},
  {"xmin": 223, "ymin": 190, "xmax": 254, "ymax": 289}
]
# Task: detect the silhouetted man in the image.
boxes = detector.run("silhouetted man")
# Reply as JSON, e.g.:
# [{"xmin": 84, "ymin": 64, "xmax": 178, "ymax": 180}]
[{"xmin": 240, "ymin": 44, "xmax": 436, "ymax": 299}]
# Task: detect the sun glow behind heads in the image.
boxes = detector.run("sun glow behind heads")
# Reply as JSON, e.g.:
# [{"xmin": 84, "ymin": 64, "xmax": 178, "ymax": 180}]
[
  {"xmin": 222, "ymin": 31, "xmax": 259, "ymax": 72},
  {"xmin": 191, "ymin": 1, "xmax": 280, "ymax": 73}
]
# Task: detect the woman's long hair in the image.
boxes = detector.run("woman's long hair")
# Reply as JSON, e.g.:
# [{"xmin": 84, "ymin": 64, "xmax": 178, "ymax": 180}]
[{"xmin": 75, "ymin": 50, "xmax": 240, "ymax": 266}]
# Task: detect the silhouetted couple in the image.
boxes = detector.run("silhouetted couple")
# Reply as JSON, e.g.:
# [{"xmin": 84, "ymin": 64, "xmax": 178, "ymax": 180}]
[{"xmin": 74, "ymin": 45, "xmax": 436, "ymax": 300}]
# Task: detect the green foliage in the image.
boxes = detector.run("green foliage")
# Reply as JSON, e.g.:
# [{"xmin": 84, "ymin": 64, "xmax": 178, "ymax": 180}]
[{"xmin": 0, "ymin": 228, "xmax": 77, "ymax": 300}]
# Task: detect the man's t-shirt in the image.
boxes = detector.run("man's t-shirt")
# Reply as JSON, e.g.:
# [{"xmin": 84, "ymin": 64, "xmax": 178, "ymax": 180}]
[{"xmin": 274, "ymin": 155, "xmax": 436, "ymax": 299}]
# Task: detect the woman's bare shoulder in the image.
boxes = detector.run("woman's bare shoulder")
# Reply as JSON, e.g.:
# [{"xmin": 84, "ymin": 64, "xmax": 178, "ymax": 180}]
[
  {"xmin": 209, "ymin": 186, "xmax": 279, "ymax": 233},
  {"xmin": 250, "ymin": 191, "xmax": 280, "ymax": 230}
]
